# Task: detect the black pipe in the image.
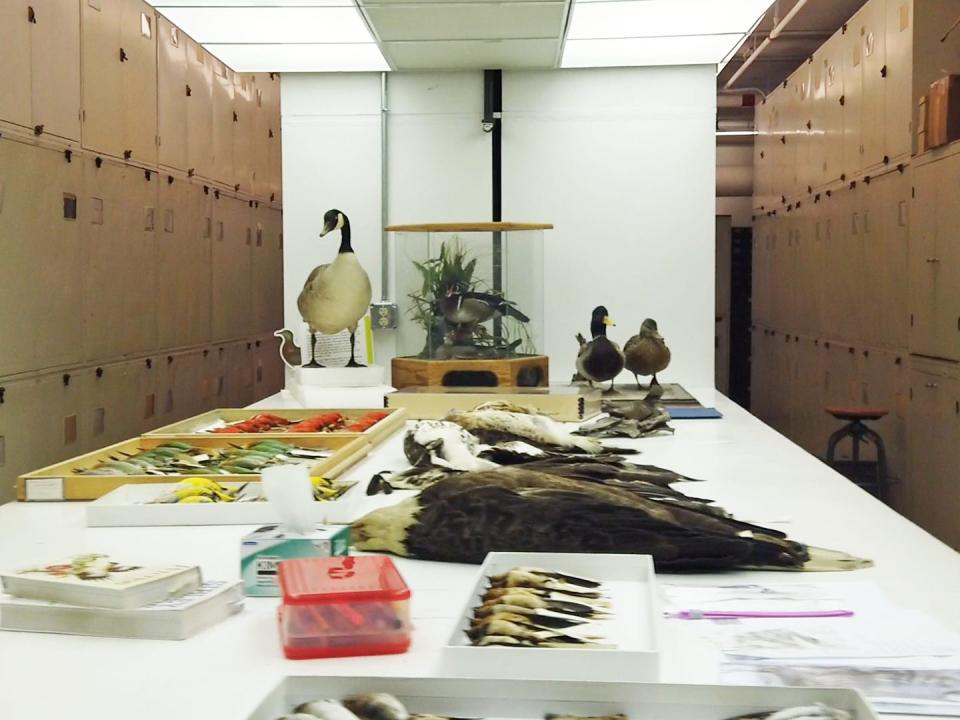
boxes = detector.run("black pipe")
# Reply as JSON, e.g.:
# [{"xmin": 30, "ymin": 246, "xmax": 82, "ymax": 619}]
[{"xmin": 485, "ymin": 69, "xmax": 503, "ymax": 342}]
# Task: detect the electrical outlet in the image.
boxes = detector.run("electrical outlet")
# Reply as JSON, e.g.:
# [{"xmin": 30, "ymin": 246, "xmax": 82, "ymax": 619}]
[{"xmin": 371, "ymin": 302, "xmax": 399, "ymax": 330}]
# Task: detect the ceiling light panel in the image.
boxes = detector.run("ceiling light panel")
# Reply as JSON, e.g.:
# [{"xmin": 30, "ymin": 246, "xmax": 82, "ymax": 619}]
[
  {"xmin": 152, "ymin": 0, "xmax": 353, "ymax": 6},
  {"xmin": 363, "ymin": 2, "xmax": 567, "ymax": 42},
  {"xmin": 567, "ymin": 0, "xmax": 773, "ymax": 40},
  {"xmin": 204, "ymin": 43, "xmax": 390, "ymax": 72},
  {"xmin": 157, "ymin": 6, "xmax": 375, "ymax": 44},
  {"xmin": 561, "ymin": 34, "xmax": 745, "ymax": 67}
]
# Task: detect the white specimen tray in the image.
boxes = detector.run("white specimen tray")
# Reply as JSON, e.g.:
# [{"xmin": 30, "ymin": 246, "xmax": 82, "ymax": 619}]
[
  {"xmin": 85, "ymin": 480, "xmax": 365, "ymax": 527},
  {"xmin": 246, "ymin": 676, "xmax": 878, "ymax": 720},
  {"xmin": 442, "ymin": 552, "xmax": 660, "ymax": 682}
]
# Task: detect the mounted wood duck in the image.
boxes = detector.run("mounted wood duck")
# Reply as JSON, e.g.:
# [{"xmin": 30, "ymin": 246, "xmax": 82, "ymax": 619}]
[
  {"xmin": 438, "ymin": 286, "xmax": 530, "ymax": 326},
  {"xmin": 575, "ymin": 306, "xmax": 624, "ymax": 391},
  {"xmin": 297, "ymin": 209, "xmax": 372, "ymax": 368},
  {"xmin": 624, "ymin": 318, "xmax": 671, "ymax": 388}
]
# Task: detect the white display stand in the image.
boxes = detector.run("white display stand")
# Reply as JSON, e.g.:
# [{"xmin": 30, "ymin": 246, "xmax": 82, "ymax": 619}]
[
  {"xmin": 281, "ymin": 366, "xmax": 393, "ymax": 409},
  {"xmin": 293, "ymin": 364, "xmax": 385, "ymax": 388}
]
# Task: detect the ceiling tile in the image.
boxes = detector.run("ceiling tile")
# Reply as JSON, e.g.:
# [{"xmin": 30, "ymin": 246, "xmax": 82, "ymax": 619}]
[
  {"xmin": 363, "ymin": 2, "xmax": 567, "ymax": 42},
  {"xmin": 385, "ymin": 38, "xmax": 559, "ymax": 69}
]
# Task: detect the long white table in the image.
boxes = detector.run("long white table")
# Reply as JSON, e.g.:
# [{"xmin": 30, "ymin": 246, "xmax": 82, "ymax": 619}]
[{"xmin": 1, "ymin": 388, "xmax": 958, "ymax": 719}]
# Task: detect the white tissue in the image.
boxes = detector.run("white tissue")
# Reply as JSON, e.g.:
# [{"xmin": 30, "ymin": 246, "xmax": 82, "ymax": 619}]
[{"xmin": 262, "ymin": 464, "xmax": 315, "ymax": 535}]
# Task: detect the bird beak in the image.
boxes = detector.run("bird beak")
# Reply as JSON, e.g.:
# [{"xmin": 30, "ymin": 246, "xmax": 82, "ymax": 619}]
[
  {"xmin": 603, "ymin": 317, "xmax": 615, "ymax": 327},
  {"xmin": 319, "ymin": 221, "xmax": 334, "ymax": 238}
]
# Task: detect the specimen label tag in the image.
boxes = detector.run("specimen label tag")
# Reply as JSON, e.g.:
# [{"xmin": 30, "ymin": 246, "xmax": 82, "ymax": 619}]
[{"xmin": 25, "ymin": 477, "xmax": 65, "ymax": 502}]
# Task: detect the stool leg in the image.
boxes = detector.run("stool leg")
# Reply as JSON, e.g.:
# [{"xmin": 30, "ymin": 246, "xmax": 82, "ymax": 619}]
[
  {"xmin": 826, "ymin": 424, "xmax": 850, "ymax": 464},
  {"xmin": 862, "ymin": 426, "xmax": 888, "ymax": 502}
]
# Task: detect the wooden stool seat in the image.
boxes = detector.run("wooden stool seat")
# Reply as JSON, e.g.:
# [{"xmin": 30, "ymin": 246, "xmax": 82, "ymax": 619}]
[{"xmin": 825, "ymin": 406, "xmax": 888, "ymax": 422}]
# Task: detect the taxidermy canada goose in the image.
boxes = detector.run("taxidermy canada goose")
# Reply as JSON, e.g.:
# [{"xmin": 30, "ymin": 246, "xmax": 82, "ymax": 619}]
[
  {"xmin": 576, "ymin": 306, "xmax": 625, "ymax": 391},
  {"xmin": 351, "ymin": 468, "xmax": 872, "ymax": 572},
  {"xmin": 624, "ymin": 318, "xmax": 671, "ymax": 387},
  {"xmin": 439, "ymin": 286, "xmax": 530, "ymax": 326},
  {"xmin": 297, "ymin": 209, "xmax": 372, "ymax": 368},
  {"xmin": 273, "ymin": 328, "xmax": 302, "ymax": 368}
]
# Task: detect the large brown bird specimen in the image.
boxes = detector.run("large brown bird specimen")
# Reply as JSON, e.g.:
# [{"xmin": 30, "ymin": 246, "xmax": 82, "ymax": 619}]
[{"xmin": 352, "ymin": 467, "xmax": 871, "ymax": 572}]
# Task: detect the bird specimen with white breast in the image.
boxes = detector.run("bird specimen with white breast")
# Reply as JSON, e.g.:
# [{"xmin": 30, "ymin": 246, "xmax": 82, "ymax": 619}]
[
  {"xmin": 297, "ymin": 209, "xmax": 372, "ymax": 368},
  {"xmin": 351, "ymin": 465, "xmax": 872, "ymax": 572},
  {"xmin": 575, "ymin": 306, "xmax": 625, "ymax": 391}
]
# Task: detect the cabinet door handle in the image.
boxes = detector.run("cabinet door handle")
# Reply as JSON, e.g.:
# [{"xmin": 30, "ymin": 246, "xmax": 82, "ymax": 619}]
[
  {"xmin": 926, "ymin": 257, "xmax": 940, "ymax": 263},
  {"xmin": 925, "ymin": 382, "xmax": 939, "ymax": 388}
]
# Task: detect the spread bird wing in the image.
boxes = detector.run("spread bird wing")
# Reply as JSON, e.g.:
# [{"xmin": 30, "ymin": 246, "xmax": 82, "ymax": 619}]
[{"xmin": 403, "ymin": 481, "xmax": 792, "ymax": 570}]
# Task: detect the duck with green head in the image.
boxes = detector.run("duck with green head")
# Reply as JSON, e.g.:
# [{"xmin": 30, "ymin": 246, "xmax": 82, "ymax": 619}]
[{"xmin": 575, "ymin": 306, "xmax": 625, "ymax": 391}]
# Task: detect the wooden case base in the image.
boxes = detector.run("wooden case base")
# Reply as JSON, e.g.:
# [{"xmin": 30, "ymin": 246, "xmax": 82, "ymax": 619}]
[{"xmin": 391, "ymin": 355, "xmax": 549, "ymax": 389}]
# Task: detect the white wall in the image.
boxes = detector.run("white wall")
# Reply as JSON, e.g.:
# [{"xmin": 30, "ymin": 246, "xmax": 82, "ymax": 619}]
[
  {"xmin": 503, "ymin": 66, "xmax": 717, "ymax": 387},
  {"xmin": 281, "ymin": 66, "xmax": 717, "ymax": 387},
  {"xmin": 281, "ymin": 73, "xmax": 382, "ymax": 337}
]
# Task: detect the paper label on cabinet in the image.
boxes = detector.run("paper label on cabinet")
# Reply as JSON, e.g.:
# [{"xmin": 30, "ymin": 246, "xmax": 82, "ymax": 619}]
[{"xmin": 25, "ymin": 478, "xmax": 64, "ymax": 502}]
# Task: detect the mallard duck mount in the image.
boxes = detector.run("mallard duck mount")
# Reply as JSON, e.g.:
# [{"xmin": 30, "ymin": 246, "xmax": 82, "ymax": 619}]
[
  {"xmin": 387, "ymin": 222, "xmax": 552, "ymax": 390},
  {"xmin": 282, "ymin": 208, "xmax": 385, "ymax": 388}
]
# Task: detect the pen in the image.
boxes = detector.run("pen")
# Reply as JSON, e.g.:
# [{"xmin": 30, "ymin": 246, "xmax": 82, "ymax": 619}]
[{"xmin": 671, "ymin": 609, "xmax": 855, "ymax": 619}]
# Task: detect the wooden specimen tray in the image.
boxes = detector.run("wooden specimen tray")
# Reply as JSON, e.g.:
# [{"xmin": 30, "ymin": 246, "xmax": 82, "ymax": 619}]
[
  {"xmin": 17, "ymin": 434, "xmax": 371, "ymax": 502},
  {"xmin": 392, "ymin": 355, "xmax": 549, "ymax": 390},
  {"xmin": 144, "ymin": 407, "xmax": 406, "ymax": 442},
  {"xmin": 386, "ymin": 385, "xmax": 601, "ymax": 421}
]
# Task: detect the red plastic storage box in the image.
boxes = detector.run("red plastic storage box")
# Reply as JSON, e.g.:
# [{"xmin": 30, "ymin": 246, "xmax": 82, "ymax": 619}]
[{"xmin": 277, "ymin": 555, "xmax": 411, "ymax": 659}]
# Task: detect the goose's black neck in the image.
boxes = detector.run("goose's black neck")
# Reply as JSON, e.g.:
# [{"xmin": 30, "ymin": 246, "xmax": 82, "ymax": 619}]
[
  {"xmin": 590, "ymin": 317, "xmax": 607, "ymax": 339},
  {"xmin": 338, "ymin": 217, "xmax": 353, "ymax": 254}
]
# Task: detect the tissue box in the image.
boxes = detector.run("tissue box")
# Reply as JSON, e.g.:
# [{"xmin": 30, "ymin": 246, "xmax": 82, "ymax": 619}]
[
  {"xmin": 240, "ymin": 525, "xmax": 350, "ymax": 597},
  {"xmin": 277, "ymin": 556, "xmax": 411, "ymax": 659}
]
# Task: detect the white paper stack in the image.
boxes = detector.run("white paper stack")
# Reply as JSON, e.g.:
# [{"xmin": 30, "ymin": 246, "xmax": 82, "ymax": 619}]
[
  {"xmin": 662, "ymin": 581, "xmax": 960, "ymax": 716},
  {"xmin": 0, "ymin": 580, "xmax": 243, "ymax": 640}
]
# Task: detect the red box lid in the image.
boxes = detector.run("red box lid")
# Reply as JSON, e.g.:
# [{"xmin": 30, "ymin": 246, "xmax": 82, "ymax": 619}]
[{"xmin": 278, "ymin": 556, "xmax": 410, "ymax": 605}]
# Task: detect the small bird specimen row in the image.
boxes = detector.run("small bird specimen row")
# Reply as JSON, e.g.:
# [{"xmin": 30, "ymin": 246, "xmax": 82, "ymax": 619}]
[
  {"xmin": 276, "ymin": 692, "xmax": 628, "ymax": 720},
  {"xmin": 208, "ymin": 411, "xmax": 388, "ymax": 434},
  {"xmin": 468, "ymin": 567, "xmax": 614, "ymax": 649},
  {"xmin": 145, "ymin": 476, "xmax": 350, "ymax": 504},
  {"xmin": 276, "ymin": 692, "xmax": 850, "ymax": 720},
  {"xmin": 576, "ymin": 307, "xmax": 671, "ymax": 390},
  {"xmin": 74, "ymin": 440, "xmax": 331, "ymax": 476}
]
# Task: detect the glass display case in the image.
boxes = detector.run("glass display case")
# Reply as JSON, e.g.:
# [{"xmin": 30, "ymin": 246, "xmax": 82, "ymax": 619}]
[{"xmin": 387, "ymin": 222, "xmax": 551, "ymax": 388}]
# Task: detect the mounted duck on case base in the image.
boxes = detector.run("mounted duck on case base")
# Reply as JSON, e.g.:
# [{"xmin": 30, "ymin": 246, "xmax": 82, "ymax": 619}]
[{"xmin": 297, "ymin": 209, "xmax": 372, "ymax": 368}]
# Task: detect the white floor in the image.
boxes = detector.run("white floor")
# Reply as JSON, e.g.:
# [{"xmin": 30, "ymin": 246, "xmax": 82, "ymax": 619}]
[{"xmin": 1, "ymin": 388, "xmax": 959, "ymax": 719}]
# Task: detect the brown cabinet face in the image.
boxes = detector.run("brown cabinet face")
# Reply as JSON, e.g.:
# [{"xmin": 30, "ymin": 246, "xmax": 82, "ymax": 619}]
[
  {"xmin": 211, "ymin": 196, "xmax": 253, "ymax": 342},
  {"xmin": 30, "ymin": 0, "xmax": 82, "ymax": 142},
  {"xmin": 0, "ymin": 1, "xmax": 33, "ymax": 130},
  {"xmin": 0, "ymin": 141, "xmax": 84, "ymax": 376},
  {"xmin": 0, "ymin": 372, "xmax": 84, "ymax": 504},
  {"xmin": 81, "ymin": 0, "xmax": 124, "ymax": 158},
  {"xmin": 157, "ymin": 14, "xmax": 188, "ymax": 172},
  {"xmin": 933, "ymin": 154, "xmax": 960, "ymax": 361},
  {"xmin": 909, "ymin": 159, "xmax": 941, "ymax": 357},
  {"xmin": 120, "ymin": 0, "xmax": 158, "ymax": 165},
  {"xmin": 186, "ymin": 36, "xmax": 215, "ymax": 181},
  {"xmin": 907, "ymin": 361, "xmax": 960, "ymax": 549},
  {"xmin": 81, "ymin": 160, "xmax": 158, "ymax": 361}
]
